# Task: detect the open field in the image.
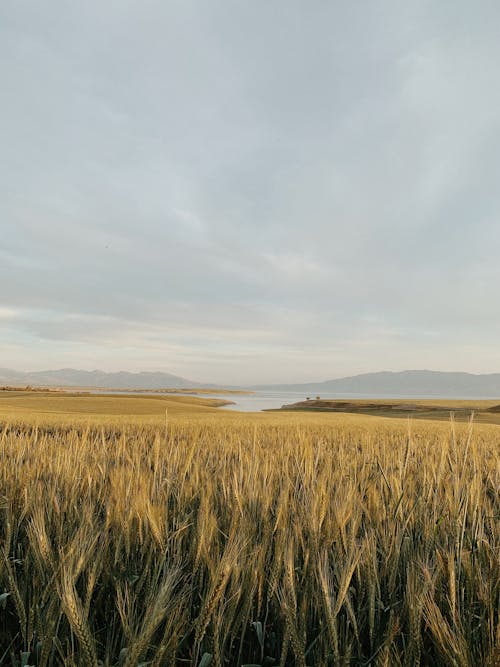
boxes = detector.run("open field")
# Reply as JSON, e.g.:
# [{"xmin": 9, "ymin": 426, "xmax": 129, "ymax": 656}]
[
  {"xmin": 4, "ymin": 390, "xmax": 500, "ymax": 426},
  {"xmin": 0, "ymin": 393, "xmax": 498, "ymax": 665},
  {"xmin": 274, "ymin": 397, "xmax": 500, "ymax": 427},
  {"xmin": 0, "ymin": 391, "xmax": 234, "ymax": 425}
]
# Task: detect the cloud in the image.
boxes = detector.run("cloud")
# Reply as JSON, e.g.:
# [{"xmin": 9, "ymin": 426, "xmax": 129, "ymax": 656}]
[{"xmin": 2, "ymin": 1, "xmax": 500, "ymax": 382}]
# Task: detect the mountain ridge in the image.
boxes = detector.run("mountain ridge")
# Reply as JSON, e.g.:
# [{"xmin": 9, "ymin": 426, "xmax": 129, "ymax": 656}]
[
  {"xmin": 0, "ymin": 367, "xmax": 199, "ymax": 389},
  {"xmin": 253, "ymin": 370, "xmax": 500, "ymax": 397},
  {"xmin": 2, "ymin": 368, "xmax": 500, "ymax": 397}
]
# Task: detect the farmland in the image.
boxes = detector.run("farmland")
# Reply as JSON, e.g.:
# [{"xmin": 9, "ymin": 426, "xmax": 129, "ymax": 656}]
[
  {"xmin": 274, "ymin": 397, "xmax": 500, "ymax": 426},
  {"xmin": 0, "ymin": 392, "xmax": 498, "ymax": 665}
]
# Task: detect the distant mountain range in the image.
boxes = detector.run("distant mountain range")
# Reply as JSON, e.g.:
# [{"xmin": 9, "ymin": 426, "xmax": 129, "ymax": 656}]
[
  {"xmin": 0, "ymin": 368, "xmax": 199, "ymax": 389},
  {"xmin": 2, "ymin": 368, "xmax": 500, "ymax": 398},
  {"xmin": 253, "ymin": 370, "xmax": 500, "ymax": 398}
]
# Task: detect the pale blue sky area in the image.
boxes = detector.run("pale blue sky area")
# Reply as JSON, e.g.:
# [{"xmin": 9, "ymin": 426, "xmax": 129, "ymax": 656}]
[{"xmin": 2, "ymin": 1, "xmax": 500, "ymax": 384}]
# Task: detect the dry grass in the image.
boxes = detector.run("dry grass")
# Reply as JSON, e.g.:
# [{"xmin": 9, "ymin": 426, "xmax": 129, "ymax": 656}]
[
  {"xmin": 0, "ymin": 391, "xmax": 232, "ymax": 424},
  {"xmin": 276, "ymin": 398, "xmax": 500, "ymax": 427},
  {"xmin": 0, "ymin": 406, "xmax": 498, "ymax": 665}
]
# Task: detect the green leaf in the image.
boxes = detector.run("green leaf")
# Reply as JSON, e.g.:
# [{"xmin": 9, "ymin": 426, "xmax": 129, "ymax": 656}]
[
  {"xmin": 199, "ymin": 654, "xmax": 213, "ymax": 667},
  {"xmin": 252, "ymin": 621, "xmax": 264, "ymax": 650}
]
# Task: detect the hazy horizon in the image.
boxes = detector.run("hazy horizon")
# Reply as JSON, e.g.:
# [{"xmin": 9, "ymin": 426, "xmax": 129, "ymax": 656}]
[
  {"xmin": 3, "ymin": 2, "xmax": 500, "ymax": 385},
  {"xmin": 4, "ymin": 365, "xmax": 500, "ymax": 390}
]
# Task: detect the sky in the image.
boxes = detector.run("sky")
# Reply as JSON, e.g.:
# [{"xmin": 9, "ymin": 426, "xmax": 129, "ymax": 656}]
[{"xmin": 2, "ymin": 1, "xmax": 500, "ymax": 385}]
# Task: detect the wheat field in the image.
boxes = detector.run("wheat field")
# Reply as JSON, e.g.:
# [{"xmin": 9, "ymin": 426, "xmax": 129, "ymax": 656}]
[{"xmin": 0, "ymin": 407, "xmax": 498, "ymax": 666}]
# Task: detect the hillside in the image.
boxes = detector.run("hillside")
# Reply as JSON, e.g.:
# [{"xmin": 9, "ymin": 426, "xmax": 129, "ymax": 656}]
[
  {"xmin": 255, "ymin": 370, "xmax": 500, "ymax": 398},
  {"xmin": 0, "ymin": 367, "xmax": 199, "ymax": 389}
]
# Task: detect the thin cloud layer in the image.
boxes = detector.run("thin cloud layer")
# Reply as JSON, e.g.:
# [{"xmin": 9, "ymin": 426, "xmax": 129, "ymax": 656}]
[{"xmin": 2, "ymin": 1, "xmax": 500, "ymax": 383}]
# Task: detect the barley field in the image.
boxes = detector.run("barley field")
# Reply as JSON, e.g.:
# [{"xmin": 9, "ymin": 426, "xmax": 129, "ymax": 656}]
[{"xmin": 0, "ymin": 398, "xmax": 498, "ymax": 665}]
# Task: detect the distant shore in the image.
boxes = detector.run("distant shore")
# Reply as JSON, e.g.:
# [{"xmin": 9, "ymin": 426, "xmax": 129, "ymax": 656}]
[
  {"xmin": 269, "ymin": 397, "xmax": 500, "ymax": 425},
  {"xmin": 0, "ymin": 385, "xmax": 253, "ymax": 396}
]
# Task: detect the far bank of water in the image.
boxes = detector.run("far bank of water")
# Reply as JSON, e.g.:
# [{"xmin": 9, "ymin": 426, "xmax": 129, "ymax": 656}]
[
  {"xmin": 66, "ymin": 389, "xmax": 497, "ymax": 413},
  {"xmin": 82, "ymin": 389, "xmax": 311, "ymax": 412}
]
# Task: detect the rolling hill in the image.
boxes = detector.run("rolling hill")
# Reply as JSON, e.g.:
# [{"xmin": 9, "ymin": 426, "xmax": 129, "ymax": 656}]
[
  {"xmin": 255, "ymin": 370, "xmax": 500, "ymax": 398},
  {"xmin": 0, "ymin": 367, "xmax": 198, "ymax": 389}
]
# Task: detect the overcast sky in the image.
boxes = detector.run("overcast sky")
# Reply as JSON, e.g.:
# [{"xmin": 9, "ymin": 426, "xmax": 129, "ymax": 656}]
[{"xmin": 2, "ymin": 1, "xmax": 500, "ymax": 384}]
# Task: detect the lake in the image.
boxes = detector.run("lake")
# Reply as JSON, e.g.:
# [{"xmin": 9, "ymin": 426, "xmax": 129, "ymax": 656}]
[
  {"xmin": 207, "ymin": 390, "xmax": 310, "ymax": 412},
  {"xmin": 83, "ymin": 388, "xmax": 312, "ymax": 411}
]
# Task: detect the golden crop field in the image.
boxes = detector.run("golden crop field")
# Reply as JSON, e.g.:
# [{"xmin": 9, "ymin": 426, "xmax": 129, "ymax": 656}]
[{"xmin": 0, "ymin": 393, "xmax": 498, "ymax": 666}]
